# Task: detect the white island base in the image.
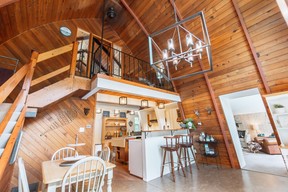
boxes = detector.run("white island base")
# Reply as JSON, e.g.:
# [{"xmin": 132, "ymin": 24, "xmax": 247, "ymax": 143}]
[{"xmin": 129, "ymin": 130, "xmax": 195, "ymax": 182}]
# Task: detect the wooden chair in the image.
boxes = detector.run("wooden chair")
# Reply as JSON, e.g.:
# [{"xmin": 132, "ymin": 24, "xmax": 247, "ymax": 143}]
[
  {"xmin": 61, "ymin": 156, "xmax": 106, "ymax": 192},
  {"xmin": 51, "ymin": 147, "xmax": 78, "ymax": 161},
  {"xmin": 160, "ymin": 135, "xmax": 186, "ymax": 182},
  {"xmin": 96, "ymin": 145, "xmax": 110, "ymax": 162},
  {"xmin": 18, "ymin": 157, "xmax": 30, "ymax": 192},
  {"xmin": 177, "ymin": 134, "xmax": 199, "ymax": 174}
]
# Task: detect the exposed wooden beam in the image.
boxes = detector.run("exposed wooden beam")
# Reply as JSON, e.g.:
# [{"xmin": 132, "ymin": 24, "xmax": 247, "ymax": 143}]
[
  {"xmin": 120, "ymin": 0, "xmax": 186, "ymax": 119},
  {"xmin": 170, "ymin": 2, "xmax": 235, "ymax": 168},
  {"xmin": 31, "ymin": 65, "xmax": 70, "ymax": 87},
  {"xmin": 231, "ymin": 0, "xmax": 271, "ymax": 94},
  {"xmin": 70, "ymin": 42, "xmax": 79, "ymax": 78},
  {"xmin": 37, "ymin": 43, "xmax": 73, "ymax": 63}
]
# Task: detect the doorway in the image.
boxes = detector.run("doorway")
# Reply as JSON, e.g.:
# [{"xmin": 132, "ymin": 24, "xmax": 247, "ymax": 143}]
[{"xmin": 220, "ymin": 88, "xmax": 287, "ymax": 177}]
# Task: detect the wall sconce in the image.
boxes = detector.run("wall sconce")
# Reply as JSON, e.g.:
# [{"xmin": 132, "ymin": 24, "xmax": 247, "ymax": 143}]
[
  {"xmin": 84, "ymin": 107, "xmax": 90, "ymax": 116},
  {"xmin": 141, "ymin": 100, "xmax": 148, "ymax": 108},
  {"xmin": 119, "ymin": 96, "xmax": 127, "ymax": 105},
  {"xmin": 96, "ymin": 108, "xmax": 102, "ymax": 114},
  {"xmin": 206, "ymin": 107, "xmax": 212, "ymax": 115},
  {"xmin": 127, "ymin": 110, "xmax": 135, "ymax": 115},
  {"xmin": 114, "ymin": 109, "xmax": 120, "ymax": 115},
  {"xmin": 194, "ymin": 109, "xmax": 200, "ymax": 117},
  {"xmin": 158, "ymin": 102, "xmax": 165, "ymax": 109}
]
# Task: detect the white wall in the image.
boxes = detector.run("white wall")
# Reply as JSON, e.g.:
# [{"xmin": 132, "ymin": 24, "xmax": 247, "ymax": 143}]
[{"xmin": 230, "ymin": 94, "xmax": 266, "ymax": 115}]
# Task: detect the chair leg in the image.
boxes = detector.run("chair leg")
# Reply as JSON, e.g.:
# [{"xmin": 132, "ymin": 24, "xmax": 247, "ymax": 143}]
[
  {"xmin": 161, "ymin": 149, "xmax": 166, "ymax": 177},
  {"xmin": 186, "ymin": 148, "xmax": 192, "ymax": 174},
  {"xmin": 178, "ymin": 147, "xmax": 182, "ymax": 171},
  {"xmin": 184, "ymin": 147, "xmax": 188, "ymax": 168},
  {"xmin": 176, "ymin": 150, "xmax": 186, "ymax": 178},
  {"xmin": 170, "ymin": 151, "xmax": 175, "ymax": 182},
  {"xmin": 190, "ymin": 146, "xmax": 199, "ymax": 170}
]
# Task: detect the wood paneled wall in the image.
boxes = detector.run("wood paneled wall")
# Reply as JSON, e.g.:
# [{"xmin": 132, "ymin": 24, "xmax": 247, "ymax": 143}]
[{"xmin": 10, "ymin": 96, "xmax": 95, "ymax": 188}]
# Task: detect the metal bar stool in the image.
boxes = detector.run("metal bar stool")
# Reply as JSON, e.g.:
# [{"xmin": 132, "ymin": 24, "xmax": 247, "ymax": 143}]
[
  {"xmin": 177, "ymin": 134, "xmax": 199, "ymax": 173},
  {"xmin": 160, "ymin": 135, "xmax": 186, "ymax": 182}
]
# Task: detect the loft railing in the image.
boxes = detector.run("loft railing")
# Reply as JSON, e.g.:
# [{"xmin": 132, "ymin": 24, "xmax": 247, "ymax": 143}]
[{"xmin": 78, "ymin": 38, "xmax": 174, "ymax": 91}]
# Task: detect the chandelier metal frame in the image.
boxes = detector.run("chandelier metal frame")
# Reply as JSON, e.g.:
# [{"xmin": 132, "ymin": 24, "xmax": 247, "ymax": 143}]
[{"xmin": 148, "ymin": 11, "xmax": 213, "ymax": 81}]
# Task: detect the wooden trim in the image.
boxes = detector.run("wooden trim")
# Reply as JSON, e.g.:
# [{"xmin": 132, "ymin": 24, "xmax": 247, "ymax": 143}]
[
  {"xmin": 0, "ymin": 64, "xmax": 28, "ymax": 104},
  {"xmin": 31, "ymin": 65, "xmax": 70, "ymax": 87},
  {"xmin": 37, "ymin": 43, "xmax": 73, "ymax": 63},
  {"xmin": 97, "ymin": 74, "xmax": 179, "ymax": 96},
  {"xmin": 262, "ymin": 90, "xmax": 288, "ymax": 98},
  {"xmin": 231, "ymin": 0, "xmax": 271, "ymax": 94},
  {"xmin": 0, "ymin": 107, "xmax": 26, "ymax": 180},
  {"xmin": 69, "ymin": 41, "xmax": 79, "ymax": 78},
  {"xmin": 0, "ymin": 90, "xmax": 24, "ymax": 135}
]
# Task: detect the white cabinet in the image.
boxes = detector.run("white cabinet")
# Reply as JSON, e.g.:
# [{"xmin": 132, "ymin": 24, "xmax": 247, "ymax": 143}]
[
  {"xmin": 265, "ymin": 94, "xmax": 288, "ymax": 145},
  {"xmin": 128, "ymin": 139, "xmax": 143, "ymax": 178}
]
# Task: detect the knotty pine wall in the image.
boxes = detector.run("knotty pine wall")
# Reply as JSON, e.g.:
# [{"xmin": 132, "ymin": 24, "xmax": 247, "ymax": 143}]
[
  {"xmin": 10, "ymin": 96, "xmax": 95, "ymax": 188},
  {"xmin": 173, "ymin": 0, "xmax": 288, "ymax": 168}
]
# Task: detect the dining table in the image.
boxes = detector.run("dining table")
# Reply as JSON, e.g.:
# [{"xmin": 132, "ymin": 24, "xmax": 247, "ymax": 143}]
[{"xmin": 41, "ymin": 157, "xmax": 116, "ymax": 192}]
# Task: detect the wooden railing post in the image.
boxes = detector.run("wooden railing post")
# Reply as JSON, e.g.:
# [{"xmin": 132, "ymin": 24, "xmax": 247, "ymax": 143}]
[{"xmin": 70, "ymin": 41, "xmax": 79, "ymax": 78}]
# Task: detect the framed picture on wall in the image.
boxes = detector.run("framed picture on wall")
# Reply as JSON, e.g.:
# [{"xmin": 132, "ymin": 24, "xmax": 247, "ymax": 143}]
[{"xmin": 103, "ymin": 111, "xmax": 110, "ymax": 117}]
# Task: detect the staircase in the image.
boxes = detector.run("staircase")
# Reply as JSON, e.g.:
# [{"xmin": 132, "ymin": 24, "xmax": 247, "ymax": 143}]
[{"xmin": 0, "ymin": 103, "xmax": 23, "ymax": 157}]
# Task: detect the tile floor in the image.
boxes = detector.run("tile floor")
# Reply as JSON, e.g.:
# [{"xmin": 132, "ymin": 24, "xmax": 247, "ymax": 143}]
[{"xmin": 104, "ymin": 163, "xmax": 288, "ymax": 192}]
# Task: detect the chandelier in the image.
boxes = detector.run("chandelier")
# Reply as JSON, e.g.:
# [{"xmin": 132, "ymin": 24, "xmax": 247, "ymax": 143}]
[{"xmin": 148, "ymin": 2, "xmax": 213, "ymax": 81}]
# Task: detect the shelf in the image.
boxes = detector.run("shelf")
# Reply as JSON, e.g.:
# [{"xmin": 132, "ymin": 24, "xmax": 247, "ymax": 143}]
[
  {"xmin": 203, "ymin": 152, "xmax": 218, "ymax": 157},
  {"xmin": 105, "ymin": 125, "xmax": 126, "ymax": 127}
]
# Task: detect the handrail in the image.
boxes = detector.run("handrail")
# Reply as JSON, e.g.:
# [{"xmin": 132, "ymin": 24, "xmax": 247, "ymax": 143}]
[
  {"xmin": 0, "ymin": 89, "xmax": 25, "ymax": 135},
  {"xmin": 0, "ymin": 64, "xmax": 28, "ymax": 104}
]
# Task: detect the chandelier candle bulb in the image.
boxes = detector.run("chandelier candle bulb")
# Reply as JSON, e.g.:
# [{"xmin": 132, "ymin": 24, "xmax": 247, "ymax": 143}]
[
  {"xmin": 162, "ymin": 49, "xmax": 168, "ymax": 59},
  {"xmin": 196, "ymin": 41, "xmax": 203, "ymax": 53},
  {"xmin": 186, "ymin": 33, "xmax": 194, "ymax": 47},
  {"xmin": 167, "ymin": 39, "xmax": 175, "ymax": 51}
]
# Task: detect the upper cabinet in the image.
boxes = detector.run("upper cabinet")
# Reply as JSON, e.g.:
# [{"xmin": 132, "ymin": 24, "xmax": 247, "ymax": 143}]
[{"xmin": 265, "ymin": 93, "xmax": 288, "ymax": 145}]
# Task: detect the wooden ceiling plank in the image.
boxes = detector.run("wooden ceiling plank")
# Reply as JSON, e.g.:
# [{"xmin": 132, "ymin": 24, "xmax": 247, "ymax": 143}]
[
  {"xmin": 231, "ymin": 0, "xmax": 271, "ymax": 94},
  {"xmin": 169, "ymin": 0, "xmax": 236, "ymax": 168}
]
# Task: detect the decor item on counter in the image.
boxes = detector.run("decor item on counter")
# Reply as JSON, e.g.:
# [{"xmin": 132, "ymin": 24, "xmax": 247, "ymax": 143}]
[
  {"xmin": 141, "ymin": 100, "xmax": 149, "ymax": 108},
  {"xmin": 128, "ymin": 121, "xmax": 133, "ymax": 127},
  {"xmin": 148, "ymin": 0, "xmax": 212, "ymax": 81},
  {"xmin": 119, "ymin": 96, "xmax": 127, "ymax": 105},
  {"xmin": 274, "ymin": 104, "xmax": 285, "ymax": 114},
  {"xmin": 84, "ymin": 107, "xmax": 90, "ymax": 116},
  {"xmin": 158, "ymin": 102, "xmax": 165, "ymax": 109},
  {"xmin": 120, "ymin": 112, "xmax": 126, "ymax": 118},
  {"xmin": 104, "ymin": 132, "xmax": 112, "ymax": 140},
  {"xmin": 182, "ymin": 118, "xmax": 196, "ymax": 129},
  {"xmin": 103, "ymin": 111, "xmax": 110, "ymax": 117},
  {"xmin": 199, "ymin": 132, "xmax": 206, "ymax": 141},
  {"xmin": 96, "ymin": 108, "xmax": 102, "ymax": 114}
]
